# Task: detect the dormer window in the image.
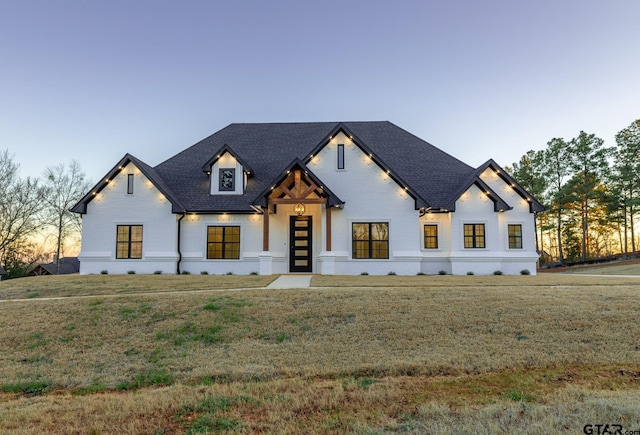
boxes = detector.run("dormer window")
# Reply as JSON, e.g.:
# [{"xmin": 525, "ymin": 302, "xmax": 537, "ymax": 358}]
[{"xmin": 219, "ymin": 168, "xmax": 235, "ymax": 191}]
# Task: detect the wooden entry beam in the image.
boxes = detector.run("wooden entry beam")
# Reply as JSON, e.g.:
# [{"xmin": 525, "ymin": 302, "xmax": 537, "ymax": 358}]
[{"xmin": 269, "ymin": 198, "xmax": 327, "ymax": 205}]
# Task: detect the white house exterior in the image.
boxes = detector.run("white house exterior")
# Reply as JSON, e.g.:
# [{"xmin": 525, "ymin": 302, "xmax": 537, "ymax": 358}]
[{"xmin": 72, "ymin": 122, "xmax": 543, "ymax": 275}]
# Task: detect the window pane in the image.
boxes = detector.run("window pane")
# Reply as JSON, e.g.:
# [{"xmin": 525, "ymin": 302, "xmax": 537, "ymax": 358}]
[
  {"xmin": 424, "ymin": 225, "xmax": 438, "ymax": 249},
  {"xmin": 116, "ymin": 243, "xmax": 128, "ymax": 259},
  {"xmin": 353, "ymin": 223, "xmax": 369, "ymax": 241},
  {"xmin": 508, "ymin": 224, "xmax": 522, "ymax": 249},
  {"xmin": 127, "ymin": 174, "xmax": 134, "ymax": 194},
  {"xmin": 130, "ymin": 226, "xmax": 143, "ymax": 242},
  {"xmin": 353, "ymin": 241, "xmax": 369, "ymax": 259},
  {"xmin": 372, "ymin": 241, "xmax": 389, "ymax": 259},
  {"xmin": 117, "ymin": 225, "xmax": 129, "ymax": 242},
  {"xmin": 464, "ymin": 224, "xmax": 485, "ymax": 248},
  {"xmin": 337, "ymin": 144, "xmax": 345, "ymax": 169},
  {"xmin": 208, "ymin": 244, "xmax": 222, "ymax": 259},
  {"xmin": 371, "ymin": 223, "xmax": 388, "ymax": 241},
  {"xmin": 130, "ymin": 242, "xmax": 142, "ymax": 259},
  {"xmin": 208, "ymin": 226, "xmax": 240, "ymax": 259},
  {"xmin": 116, "ymin": 225, "xmax": 143, "ymax": 259}
]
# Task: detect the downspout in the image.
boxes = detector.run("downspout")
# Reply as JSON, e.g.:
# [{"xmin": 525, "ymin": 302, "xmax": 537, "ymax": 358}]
[{"xmin": 177, "ymin": 212, "xmax": 186, "ymax": 275}]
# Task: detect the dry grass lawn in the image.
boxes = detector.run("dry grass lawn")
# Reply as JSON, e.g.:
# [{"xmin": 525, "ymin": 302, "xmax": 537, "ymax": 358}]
[{"xmin": 0, "ymin": 274, "xmax": 639, "ymax": 433}]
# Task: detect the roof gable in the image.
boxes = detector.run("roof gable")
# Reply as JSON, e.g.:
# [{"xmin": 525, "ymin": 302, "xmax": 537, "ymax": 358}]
[
  {"xmin": 252, "ymin": 158, "xmax": 344, "ymax": 208},
  {"xmin": 476, "ymin": 159, "xmax": 545, "ymax": 213},
  {"xmin": 75, "ymin": 122, "xmax": 530, "ymax": 215},
  {"xmin": 200, "ymin": 143, "xmax": 254, "ymax": 175},
  {"xmin": 71, "ymin": 154, "xmax": 185, "ymax": 214},
  {"xmin": 302, "ymin": 123, "xmax": 429, "ymax": 209}
]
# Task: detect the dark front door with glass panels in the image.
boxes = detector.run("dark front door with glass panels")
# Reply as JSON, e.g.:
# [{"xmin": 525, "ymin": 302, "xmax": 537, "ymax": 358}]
[{"xmin": 289, "ymin": 216, "xmax": 312, "ymax": 273}]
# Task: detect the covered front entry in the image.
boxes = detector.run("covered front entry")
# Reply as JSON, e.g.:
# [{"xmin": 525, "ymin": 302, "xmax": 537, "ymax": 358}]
[
  {"xmin": 289, "ymin": 216, "xmax": 312, "ymax": 272},
  {"xmin": 253, "ymin": 159, "xmax": 344, "ymax": 275}
]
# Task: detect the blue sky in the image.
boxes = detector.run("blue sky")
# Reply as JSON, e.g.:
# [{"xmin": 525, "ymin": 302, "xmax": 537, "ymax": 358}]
[{"xmin": 2, "ymin": 0, "xmax": 639, "ymax": 183}]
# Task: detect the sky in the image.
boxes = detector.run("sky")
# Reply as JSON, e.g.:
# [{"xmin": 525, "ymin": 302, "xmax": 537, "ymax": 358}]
[{"xmin": 2, "ymin": 0, "xmax": 639, "ymax": 184}]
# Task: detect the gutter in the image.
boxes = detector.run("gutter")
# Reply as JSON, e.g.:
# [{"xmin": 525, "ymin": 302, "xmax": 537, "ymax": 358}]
[{"xmin": 177, "ymin": 212, "xmax": 186, "ymax": 274}]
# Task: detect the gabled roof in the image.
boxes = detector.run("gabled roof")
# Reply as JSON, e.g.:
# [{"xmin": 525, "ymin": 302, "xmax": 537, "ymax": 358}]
[
  {"xmin": 251, "ymin": 158, "xmax": 344, "ymax": 208},
  {"xmin": 73, "ymin": 122, "xmax": 540, "ymax": 215},
  {"xmin": 442, "ymin": 173, "xmax": 512, "ymax": 213},
  {"xmin": 29, "ymin": 257, "xmax": 80, "ymax": 275},
  {"xmin": 302, "ymin": 123, "xmax": 429, "ymax": 209},
  {"xmin": 71, "ymin": 154, "xmax": 185, "ymax": 214},
  {"xmin": 475, "ymin": 159, "xmax": 545, "ymax": 213},
  {"xmin": 151, "ymin": 122, "xmax": 475, "ymax": 213},
  {"xmin": 200, "ymin": 143, "xmax": 254, "ymax": 175}
]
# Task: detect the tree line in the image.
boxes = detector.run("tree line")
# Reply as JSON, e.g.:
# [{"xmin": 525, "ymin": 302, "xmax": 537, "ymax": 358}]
[
  {"xmin": 507, "ymin": 118, "xmax": 640, "ymax": 266},
  {"xmin": 0, "ymin": 151, "xmax": 91, "ymax": 279}
]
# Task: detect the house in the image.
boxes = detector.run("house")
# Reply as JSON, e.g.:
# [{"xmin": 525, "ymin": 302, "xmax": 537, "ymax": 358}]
[
  {"xmin": 71, "ymin": 122, "xmax": 543, "ymax": 275},
  {"xmin": 29, "ymin": 257, "xmax": 80, "ymax": 276}
]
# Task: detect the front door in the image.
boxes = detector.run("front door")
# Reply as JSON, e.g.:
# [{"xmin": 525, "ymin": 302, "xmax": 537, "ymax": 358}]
[{"xmin": 289, "ymin": 216, "xmax": 312, "ymax": 273}]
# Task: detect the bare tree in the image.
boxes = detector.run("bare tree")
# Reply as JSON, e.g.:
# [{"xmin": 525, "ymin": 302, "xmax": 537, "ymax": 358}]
[
  {"xmin": 42, "ymin": 160, "xmax": 91, "ymax": 273},
  {"xmin": 0, "ymin": 150, "xmax": 46, "ymax": 270}
]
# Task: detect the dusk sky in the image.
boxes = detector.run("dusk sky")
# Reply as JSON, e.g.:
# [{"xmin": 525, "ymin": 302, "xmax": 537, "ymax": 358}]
[{"xmin": 2, "ymin": 1, "xmax": 639, "ymax": 184}]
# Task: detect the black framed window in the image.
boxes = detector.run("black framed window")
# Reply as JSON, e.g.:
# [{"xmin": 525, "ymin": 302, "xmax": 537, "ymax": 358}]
[
  {"xmin": 207, "ymin": 226, "xmax": 240, "ymax": 259},
  {"xmin": 508, "ymin": 224, "xmax": 523, "ymax": 249},
  {"xmin": 463, "ymin": 224, "xmax": 485, "ymax": 248},
  {"xmin": 337, "ymin": 144, "xmax": 345, "ymax": 170},
  {"xmin": 219, "ymin": 168, "xmax": 235, "ymax": 191},
  {"xmin": 116, "ymin": 225, "xmax": 143, "ymax": 259},
  {"xmin": 424, "ymin": 225, "xmax": 438, "ymax": 249},
  {"xmin": 127, "ymin": 174, "xmax": 134, "ymax": 195},
  {"xmin": 352, "ymin": 222, "xmax": 389, "ymax": 259}
]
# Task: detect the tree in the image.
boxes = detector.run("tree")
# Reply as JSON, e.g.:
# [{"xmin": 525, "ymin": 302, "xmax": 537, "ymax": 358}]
[
  {"xmin": 0, "ymin": 150, "xmax": 46, "ymax": 271},
  {"xmin": 508, "ymin": 150, "xmax": 547, "ymax": 254},
  {"xmin": 613, "ymin": 119, "xmax": 640, "ymax": 256},
  {"xmin": 543, "ymin": 138, "xmax": 572, "ymax": 265},
  {"xmin": 568, "ymin": 131, "xmax": 612, "ymax": 261},
  {"xmin": 42, "ymin": 161, "xmax": 91, "ymax": 273}
]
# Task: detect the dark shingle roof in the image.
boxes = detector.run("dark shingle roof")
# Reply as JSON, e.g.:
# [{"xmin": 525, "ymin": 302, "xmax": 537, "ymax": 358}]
[
  {"xmin": 153, "ymin": 121, "xmax": 476, "ymax": 212},
  {"xmin": 73, "ymin": 122, "xmax": 539, "ymax": 214}
]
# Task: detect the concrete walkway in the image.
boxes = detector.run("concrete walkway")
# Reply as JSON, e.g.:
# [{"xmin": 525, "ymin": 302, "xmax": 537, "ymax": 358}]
[{"xmin": 266, "ymin": 275, "xmax": 313, "ymax": 289}]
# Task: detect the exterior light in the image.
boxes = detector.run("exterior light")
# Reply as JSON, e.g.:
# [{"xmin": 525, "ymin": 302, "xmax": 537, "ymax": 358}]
[{"xmin": 294, "ymin": 203, "xmax": 306, "ymax": 216}]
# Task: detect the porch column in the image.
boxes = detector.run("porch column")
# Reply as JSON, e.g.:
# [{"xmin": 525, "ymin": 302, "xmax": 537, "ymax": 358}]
[
  {"xmin": 325, "ymin": 205, "xmax": 332, "ymax": 251},
  {"xmin": 262, "ymin": 206, "xmax": 269, "ymax": 251},
  {"xmin": 259, "ymin": 205, "xmax": 273, "ymax": 275}
]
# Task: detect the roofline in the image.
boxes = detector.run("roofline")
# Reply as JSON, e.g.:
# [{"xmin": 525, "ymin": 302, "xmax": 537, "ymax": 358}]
[
  {"xmin": 70, "ymin": 154, "xmax": 185, "ymax": 214},
  {"xmin": 302, "ymin": 123, "xmax": 430, "ymax": 209},
  {"xmin": 443, "ymin": 174, "xmax": 512, "ymax": 212},
  {"xmin": 251, "ymin": 158, "xmax": 345, "ymax": 208},
  {"xmin": 200, "ymin": 143, "xmax": 254, "ymax": 175},
  {"xmin": 476, "ymin": 159, "xmax": 545, "ymax": 213}
]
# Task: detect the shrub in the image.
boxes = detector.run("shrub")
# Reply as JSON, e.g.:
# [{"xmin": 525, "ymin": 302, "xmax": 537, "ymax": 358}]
[
  {"xmin": 250, "ymin": 271, "xmax": 258, "ymax": 275},
  {"xmin": 467, "ymin": 271, "xmax": 474, "ymax": 275},
  {"xmin": 387, "ymin": 271, "xmax": 396, "ymax": 276},
  {"xmin": 200, "ymin": 271, "xmax": 209, "ymax": 275},
  {"xmin": 100, "ymin": 270, "xmax": 108, "ymax": 275},
  {"xmin": 127, "ymin": 270, "xmax": 135, "ymax": 275},
  {"xmin": 438, "ymin": 270, "xmax": 447, "ymax": 275},
  {"xmin": 181, "ymin": 270, "xmax": 191, "ymax": 275},
  {"xmin": 360, "ymin": 272, "xmax": 369, "ymax": 275},
  {"xmin": 153, "ymin": 270, "xmax": 162, "ymax": 275},
  {"xmin": 493, "ymin": 270, "xmax": 503, "ymax": 275},
  {"xmin": 417, "ymin": 272, "xmax": 425, "ymax": 275},
  {"xmin": 520, "ymin": 269, "xmax": 531, "ymax": 275},
  {"xmin": 226, "ymin": 271, "xmax": 234, "ymax": 275}
]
